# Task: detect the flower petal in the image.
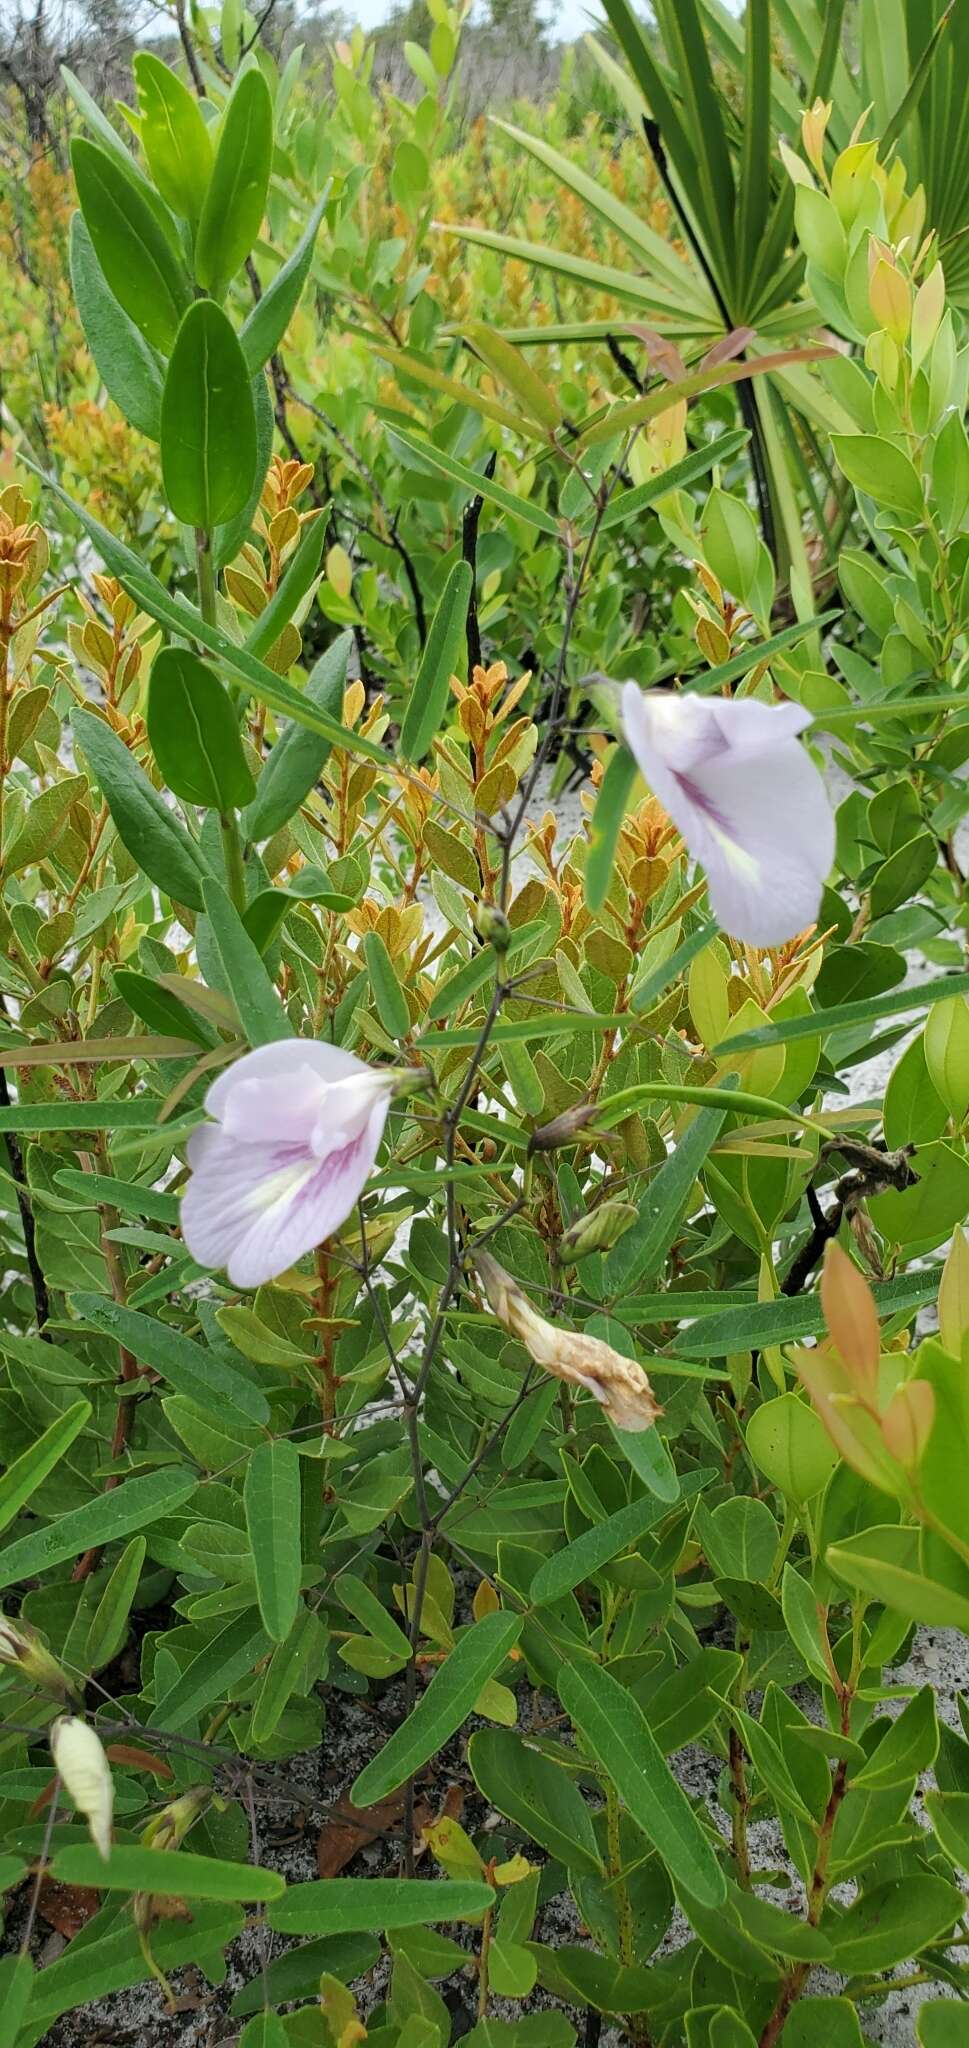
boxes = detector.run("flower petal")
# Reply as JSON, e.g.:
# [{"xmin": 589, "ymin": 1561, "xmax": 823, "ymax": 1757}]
[
  {"xmin": 205, "ymin": 1038, "xmax": 369, "ymax": 1126},
  {"xmin": 622, "ymin": 683, "xmax": 834, "ymax": 946},
  {"xmin": 691, "ymin": 742, "xmax": 834, "ymax": 947},
  {"xmin": 706, "ymin": 693, "xmax": 814, "ymax": 757},
  {"xmin": 181, "ymin": 1099, "xmax": 390, "ymax": 1288}
]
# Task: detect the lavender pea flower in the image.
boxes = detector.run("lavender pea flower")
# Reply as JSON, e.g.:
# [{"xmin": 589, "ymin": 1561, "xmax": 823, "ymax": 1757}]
[
  {"xmin": 180, "ymin": 1040, "xmax": 398, "ymax": 1289},
  {"xmin": 621, "ymin": 685, "xmax": 835, "ymax": 948}
]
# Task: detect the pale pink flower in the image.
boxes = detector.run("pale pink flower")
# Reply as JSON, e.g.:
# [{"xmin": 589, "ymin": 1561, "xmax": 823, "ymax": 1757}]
[
  {"xmin": 621, "ymin": 685, "xmax": 835, "ymax": 947},
  {"xmin": 180, "ymin": 1040, "xmax": 396, "ymax": 1289}
]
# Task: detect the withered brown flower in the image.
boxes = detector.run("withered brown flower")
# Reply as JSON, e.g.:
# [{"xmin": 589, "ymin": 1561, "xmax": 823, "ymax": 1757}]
[{"xmin": 475, "ymin": 1252, "xmax": 661, "ymax": 1433}]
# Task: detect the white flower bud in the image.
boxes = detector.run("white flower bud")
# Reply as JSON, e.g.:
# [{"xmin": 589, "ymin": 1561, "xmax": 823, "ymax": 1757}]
[{"xmin": 50, "ymin": 1715, "xmax": 114, "ymax": 1861}]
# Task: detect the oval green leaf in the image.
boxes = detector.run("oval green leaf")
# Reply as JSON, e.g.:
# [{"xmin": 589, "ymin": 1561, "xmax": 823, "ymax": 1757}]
[
  {"xmin": 147, "ymin": 647, "xmax": 256, "ymax": 811},
  {"xmin": 161, "ymin": 300, "xmax": 257, "ymax": 529},
  {"xmin": 71, "ymin": 136, "xmax": 189, "ymax": 353}
]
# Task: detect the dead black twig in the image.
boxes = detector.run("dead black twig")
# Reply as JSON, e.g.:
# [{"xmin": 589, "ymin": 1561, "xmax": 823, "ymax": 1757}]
[
  {"xmin": 462, "ymin": 451, "xmax": 497, "ymax": 678},
  {"xmin": 781, "ymin": 1140, "xmax": 918, "ymax": 1295}
]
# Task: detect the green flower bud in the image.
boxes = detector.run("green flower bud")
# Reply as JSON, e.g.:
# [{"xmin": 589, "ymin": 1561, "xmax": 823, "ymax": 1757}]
[
  {"xmin": 561, "ymin": 1199, "xmax": 639, "ymax": 1261},
  {"xmin": 0, "ymin": 1614, "xmax": 74, "ymax": 1701},
  {"xmin": 527, "ymin": 1103, "xmax": 599, "ymax": 1153},
  {"xmin": 475, "ymin": 903, "xmax": 511, "ymax": 953}
]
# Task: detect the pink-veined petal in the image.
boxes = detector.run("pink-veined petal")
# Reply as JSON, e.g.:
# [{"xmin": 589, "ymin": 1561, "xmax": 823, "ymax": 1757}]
[
  {"xmin": 181, "ymin": 1097, "xmax": 390, "ymax": 1289},
  {"xmin": 226, "ymin": 1097, "xmax": 389, "ymax": 1287},
  {"xmin": 181, "ymin": 1125, "xmax": 314, "ymax": 1274},
  {"xmin": 309, "ymin": 1070, "xmax": 395, "ymax": 1158},
  {"xmin": 219, "ymin": 1065, "xmax": 331, "ymax": 1147}
]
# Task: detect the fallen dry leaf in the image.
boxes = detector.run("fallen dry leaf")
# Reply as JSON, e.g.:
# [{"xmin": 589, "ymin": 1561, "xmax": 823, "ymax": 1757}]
[
  {"xmin": 35, "ymin": 1875, "xmax": 100, "ymax": 1937},
  {"xmin": 317, "ymin": 1791, "xmax": 431, "ymax": 1878}
]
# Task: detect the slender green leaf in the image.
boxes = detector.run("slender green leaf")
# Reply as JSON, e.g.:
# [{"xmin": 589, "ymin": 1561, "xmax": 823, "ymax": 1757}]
[
  {"xmin": 578, "ymin": 349, "xmax": 833, "ymax": 450},
  {"xmin": 72, "ymin": 707, "xmax": 211, "ymax": 911},
  {"xmin": 0, "ymin": 1954, "xmax": 33, "ymax": 2047},
  {"xmin": 270, "ymin": 1878, "xmax": 495, "ymax": 1936},
  {"xmin": 53, "ymin": 1843, "xmax": 284, "ymax": 1901},
  {"xmin": 244, "ymin": 1439, "xmax": 303, "ymax": 1643},
  {"xmin": 592, "ymin": 430, "xmax": 749, "ymax": 532},
  {"xmin": 0, "ymin": 1099, "xmax": 180, "ymax": 1134},
  {"xmin": 351, "ymin": 1612, "xmax": 523, "ymax": 1804},
  {"xmin": 244, "ymin": 630, "xmax": 351, "ymax": 842},
  {"xmin": 662, "ymin": 609, "xmax": 842, "ymax": 695},
  {"xmin": 630, "ymin": 919, "xmax": 720, "ymax": 1012},
  {"xmin": 364, "ymin": 931, "xmax": 410, "ymax": 1039},
  {"xmin": 440, "ymin": 215, "xmax": 704, "ymax": 321},
  {"xmin": 230, "ymin": 1932, "xmax": 379, "ymax": 2017},
  {"xmin": 0, "ymin": 1468, "xmax": 196, "ymax": 1590},
  {"xmin": 252, "ymin": 1610, "xmax": 329, "ymax": 1742},
  {"xmin": 490, "ymin": 115, "xmax": 709, "ymax": 295},
  {"xmin": 244, "ymin": 514, "xmax": 327, "ymax": 663},
  {"xmin": 465, "ymin": 321, "xmax": 563, "ymax": 429},
  {"xmin": 374, "ymin": 341, "xmax": 540, "ymax": 436},
  {"xmin": 54, "ymin": 1169, "xmax": 180, "ymax": 1226},
  {"xmin": 29, "ymin": 466, "xmax": 387, "ymax": 768},
  {"xmin": 201, "ymin": 877, "xmax": 293, "ymax": 1046},
  {"xmin": 585, "ymin": 746, "xmax": 638, "ymax": 912},
  {"xmin": 70, "ymin": 1290, "xmax": 269, "ymax": 1424},
  {"xmin": 530, "ymin": 1471, "xmax": 712, "ymax": 1606},
  {"xmin": 69, "ymin": 215, "xmax": 163, "ymax": 441},
  {"xmin": 71, "ymin": 137, "xmax": 189, "ymax": 353},
  {"xmin": 712, "ymin": 971, "xmax": 969, "ymax": 1052},
  {"xmin": 133, "ymin": 51, "xmax": 212, "ymax": 222},
  {"xmin": 603, "ymin": 1094, "xmax": 730, "ymax": 1295},
  {"xmin": 399, "ymin": 560, "xmax": 473, "ymax": 763},
  {"xmin": 112, "ymin": 968, "xmax": 218, "ymax": 1050},
  {"xmin": 148, "ymin": 1611, "xmax": 271, "ymax": 1730},
  {"xmin": 84, "ymin": 1536, "xmax": 147, "ymax": 1672},
  {"xmin": 241, "ymin": 193, "xmax": 329, "ymax": 378},
  {"xmin": 737, "ymin": 0, "xmax": 772, "ymax": 295},
  {"xmin": 195, "ymin": 68, "xmax": 274, "ymax": 301},
  {"xmin": 672, "ymin": 1266, "xmax": 941, "ymax": 1357},
  {"xmin": 561, "ymin": 1660, "xmax": 726, "ymax": 1907},
  {"xmin": 27, "ymin": 1904, "xmax": 243, "ymax": 2028},
  {"xmin": 388, "ymin": 426, "xmax": 561, "ymax": 537},
  {"xmin": 469, "ymin": 1730, "xmax": 603, "ymax": 1874},
  {"xmin": 215, "ymin": 366, "xmax": 274, "ymax": 570},
  {"xmin": 0, "ymin": 1401, "xmax": 91, "ymax": 1537}
]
